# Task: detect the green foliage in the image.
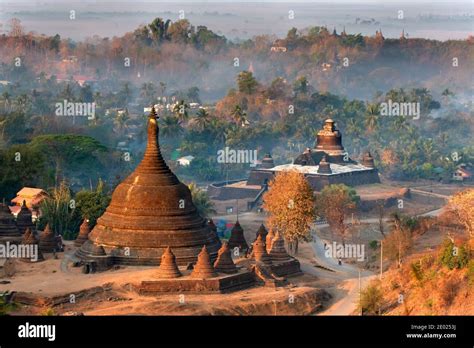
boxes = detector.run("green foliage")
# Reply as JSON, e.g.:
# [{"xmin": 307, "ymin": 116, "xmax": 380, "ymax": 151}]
[
  {"xmin": 39, "ymin": 181, "xmax": 79, "ymax": 238},
  {"xmin": 369, "ymin": 240, "xmax": 378, "ymax": 250},
  {"xmin": 186, "ymin": 157, "xmax": 219, "ymax": 181},
  {"xmin": 187, "ymin": 182, "xmax": 216, "ymax": 218},
  {"xmin": 42, "ymin": 307, "xmax": 55, "ymax": 316},
  {"xmin": 0, "ymin": 294, "xmax": 18, "ymax": 315},
  {"xmin": 467, "ymin": 260, "xmax": 474, "ymax": 286},
  {"xmin": 74, "ymin": 179, "xmax": 111, "ymax": 229},
  {"xmin": 0, "ymin": 144, "xmax": 54, "ymax": 200},
  {"xmin": 29, "ymin": 134, "xmax": 108, "ymax": 184},
  {"xmin": 439, "ymin": 239, "xmax": 471, "ymax": 270},
  {"xmin": 358, "ymin": 282, "xmax": 384, "ymax": 315},
  {"xmin": 237, "ymin": 71, "xmax": 258, "ymax": 94},
  {"xmin": 410, "ymin": 261, "xmax": 424, "ymax": 282}
]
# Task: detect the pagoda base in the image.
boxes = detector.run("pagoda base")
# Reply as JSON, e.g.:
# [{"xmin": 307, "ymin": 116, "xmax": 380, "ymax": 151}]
[
  {"xmin": 135, "ymin": 270, "xmax": 255, "ymax": 294},
  {"xmin": 76, "ymin": 241, "xmax": 220, "ymax": 270},
  {"xmin": 270, "ymin": 258, "xmax": 302, "ymax": 278}
]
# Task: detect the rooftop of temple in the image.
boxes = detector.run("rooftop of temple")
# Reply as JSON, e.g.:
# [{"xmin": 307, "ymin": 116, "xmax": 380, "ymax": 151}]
[{"xmin": 208, "ymin": 118, "xmax": 380, "ymax": 212}]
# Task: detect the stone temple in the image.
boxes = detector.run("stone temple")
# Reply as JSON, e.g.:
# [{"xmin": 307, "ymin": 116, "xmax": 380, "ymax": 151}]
[
  {"xmin": 77, "ymin": 107, "xmax": 221, "ymax": 269},
  {"xmin": 208, "ymin": 118, "xmax": 380, "ymax": 211}
]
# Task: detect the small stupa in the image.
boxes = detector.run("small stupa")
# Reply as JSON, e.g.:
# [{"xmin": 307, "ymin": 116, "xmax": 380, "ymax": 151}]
[
  {"xmin": 265, "ymin": 229, "xmax": 275, "ymax": 253},
  {"xmin": 318, "ymin": 155, "xmax": 332, "ymax": 174},
  {"xmin": 16, "ymin": 200, "xmax": 35, "ymax": 235},
  {"xmin": 255, "ymin": 224, "xmax": 268, "ymax": 241},
  {"xmin": 213, "ymin": 242, "xmax": 238, "ymax": 274},
  {"xmin": 252, "ymin": 235, "xmax": 272, "ymax": 265},
  {"xmin": 190, "ymin": 245, "xmax": 217, "ymax": 279},
  {"xmin": 228, "ymin": 221, "xmax": 248, "ymax": 252},
  {"xmin": 260, "ymin": 153, "xmax": 275, "ymax": 169},
  {"xmin": 156, "ymin": 247, "xmax": 182, "ymax": 279},
  {"xmin": 0, "ymin": 203, "xmax": 21, "ymax": 238},
  {"xmin": 21, "ymin": 228, "xmax": 32, "ymax": 245},
  {"xmin": 362, "ymin": 151, "xmax": 375, "ymax": 168},
  {"xmin": 21, "ymin": 227, "xmax": 44, "ymax": 262},
  {"xmin": 74, "ymin": 219, "xmax": 90, "ymax": 247},
  {"xmin": 269, "ymin": 232, "xmax": 291, "ymax": 262},
  {"xmin": 39, "ymin": 223, "xmax": 56, "ymax": 253}
]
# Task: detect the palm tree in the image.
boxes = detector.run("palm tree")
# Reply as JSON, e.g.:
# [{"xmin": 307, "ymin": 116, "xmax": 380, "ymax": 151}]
[
  {"xmin": 364, "ymin": 103, "xmax": 379, "ymax": 134},
  {"xmin": 193, "ymin": 108, "xmax": 211, "ymax": 131},
  {"xmin": 208, "ymin": 117, "xmax": 227, "ymax": 146},
  {"xmin": 231, "ymin": 105, "xmax": 248, "ymax": 127},
  {"xmin": 437, "ymin": 132, "xmax": 449, "ymax": 148},
  {"xmin": 1, "ymin": 91, "xmax": 11, "ymax": 112},
  {"xmin": 160, "ymin": 115, "xmax": 183, "ymax": 138},
  {"xmin": 346, "ymin": 118, "xmax": 364, "ymax": 155},
  {"xmin": 421, "ymin": 138, "xmax": 436, "ymax": 163},
  {"xmin": 173, "ymin": 100, "xmax": 189, "ymax": 123},
  {"xmin": 140, "ymin": 82, "xmax": 156, "ymax": 103},
  {"xmin": 114, "ymin": 110, "xmax": 130, "ymax": 134},
  {"xmin": 441, "ymin": 88, "xmax": 455, "ymax": 104},
  {"xmin": 14, "ymin": 94, "xmax": 31, "ymax": 112},
  {"xmin": 159, "ymin": 81, "xmax": 167, "ymax": 97},
  {"xmin": 187, "ymin": 182, "xmax": 216, "ymax": 218}
]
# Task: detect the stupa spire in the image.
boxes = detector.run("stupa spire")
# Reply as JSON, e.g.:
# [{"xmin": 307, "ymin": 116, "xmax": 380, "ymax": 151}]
[
  {"xmin": 255, "ymin": 224, "xmax": 268, "ymax": 241},
  {"xmin": 74, "ymin": 218, "xmax": 91, "ymax": 247},
  {"xmin": 228, "ymin": 220, "xmax": 248, "ymax": 253},
  {"xmin": 134, "ymin": 106, "xmax": 179, "ymax": 183},
  {"xmin": 265, "ymin": 229, "xmax": 275, "ymax": 253}
]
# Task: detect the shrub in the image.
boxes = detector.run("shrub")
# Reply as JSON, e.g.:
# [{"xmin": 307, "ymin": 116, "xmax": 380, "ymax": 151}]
[
  {"xmin": 410, "ymin": 262, "xmax": 423, "ymax": 282},
  {"xmin": 439, "ymin": 239, "xmax": 471, "ymax": 270},
  {"xmin": 468, "ymin": 260, "xmax": 474, "ymax": 286},
  {"xmin": 439, "ymin": 277, "xmax": 459, "ymax": 307},
  {"xmin": 369, "ymin": 240, "xmax": 378, "ymax": 250},
  {"xmin": 358, "ymin": 282, "xmax": 384, "ymax": 315}
]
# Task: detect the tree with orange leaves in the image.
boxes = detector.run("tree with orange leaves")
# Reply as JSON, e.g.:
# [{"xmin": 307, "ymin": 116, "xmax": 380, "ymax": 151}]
[
  {"xmin": 262, "ymin": 170, "xmax": 315, "ymax": 254},
  {"xmin": 447, "ymin": 188, "xmax": 474, "ymax": 239},
  {"xmin": 315, "ymin": 184, "xmax": 359, "ymax": 244}
]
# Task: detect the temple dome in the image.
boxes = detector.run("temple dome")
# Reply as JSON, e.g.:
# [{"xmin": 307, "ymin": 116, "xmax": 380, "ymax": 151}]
[
  {"xmin": 77, "ymin": 107, "xmax": 221, "ymax": 266},
  {"xmin": 315, "ymin": 119, "xmax": 344, "ymax": 152}
]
